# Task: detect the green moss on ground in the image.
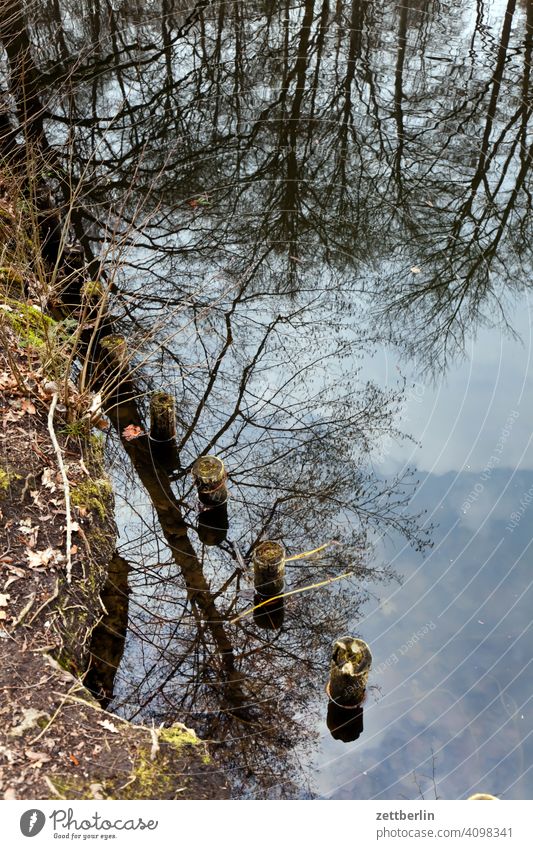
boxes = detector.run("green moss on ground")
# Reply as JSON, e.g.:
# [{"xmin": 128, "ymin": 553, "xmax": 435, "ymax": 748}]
[
  {"xmin": 71, "ymin": 477, "xmax": 113, "ymax": 522},
  {"xmin": 49, "ymin": 723, "xmax": 209, "ymax": 801},
  {"xmin": 0, "ymin": 266, "xmax": 25, "ymax": 288},
  {"xmin": 1, "ymin": 297, "xmax": 55, "ymax": 348},
  {"xmin": 0, "ymin": 465, "xmax": 21, "ymax": 497}
]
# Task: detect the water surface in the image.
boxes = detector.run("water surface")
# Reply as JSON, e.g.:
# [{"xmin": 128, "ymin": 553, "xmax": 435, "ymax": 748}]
[{"xmin": 3, "ymin": 0, "xmax": 532, "ymax": 798}]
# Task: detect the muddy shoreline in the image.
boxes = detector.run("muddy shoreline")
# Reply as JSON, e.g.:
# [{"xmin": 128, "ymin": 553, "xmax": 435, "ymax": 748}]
[{"xmin": 0, "ymin": 307, "xmax": 225, "ymax": 800}]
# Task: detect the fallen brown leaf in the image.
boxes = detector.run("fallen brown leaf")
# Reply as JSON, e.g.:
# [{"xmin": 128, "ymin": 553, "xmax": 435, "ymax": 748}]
[
  {"xmin": 122, "ymin": 424, "xmax": 145, "ymax": 441},
  {"xmin": 25, "ymin": 750, "xmax": 52, "ymax": 764},
  {"xmin": 41, "ymin": 468, "xmax": 57, "ymax": 492},
  {"xmin": 97, "ymin": 719, "xmax": 119, "ymax": 734},
  {"xmin": 26, "ymin": 547, "xmax": 61, "ymax": 569},
  {"xmin": 6, "ymin": 565, "xmax": 26, "ymax": 578},
  {"xmin": 21, "ymin": 398, "xmax": 36, "ymax": 415}
]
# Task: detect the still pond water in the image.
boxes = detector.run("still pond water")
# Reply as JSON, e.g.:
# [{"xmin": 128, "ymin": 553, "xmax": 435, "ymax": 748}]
[{"xmin": 12, "ymin": 0, "xmax": 533, "ymax": 798}]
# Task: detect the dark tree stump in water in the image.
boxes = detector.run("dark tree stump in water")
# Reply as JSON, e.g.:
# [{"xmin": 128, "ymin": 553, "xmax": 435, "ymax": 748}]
[
  {"xmin": 192, "ymin": 455, "xmax": 228, "ymax": 506},
  {"xmin": 81, "ymin": 279, "xmax": 105, "ymax": 307},
  {"xmin": 149, "ymin": 391, "xmax": 177, "ymax": 443},
  {"xmin": 253, "ymin": 594, "xmax": 285, "ymax": 630},
  {"xmin": 100, "ymin": 334, "xmax": 128, "ymax": 369},
  {"xmin": 252, "ymin": 540, "xmax": 285, "ymax": 597},
  {"xmin": 149, "ymin": 391, "xmax": 178, "ymax": 467},
  {"xmin": 326, "ymin": 636, "xmax": 372, "ymax": 708}
]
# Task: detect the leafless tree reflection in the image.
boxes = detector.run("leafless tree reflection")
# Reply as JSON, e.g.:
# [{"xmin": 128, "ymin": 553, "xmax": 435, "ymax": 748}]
[{"xmin": 2, "ymin": 0, "xmax": 531, "ymax": 795}]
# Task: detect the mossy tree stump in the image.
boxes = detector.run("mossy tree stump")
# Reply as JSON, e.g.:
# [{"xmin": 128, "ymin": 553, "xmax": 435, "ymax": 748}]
[
  {"xmin": 100, "ymin": 334, "xmax": 128, "ymax": 370},
  {"xmin": 252, "ymin": 541, "xmax": 285, "ymax": 598},
  {"xmin": 149, "ymin": 391, "xmax": 178, "ymax": 467},
  {"xmin": 149, "ymin": 391, "xmax": 177, "ymax": 443},
  {"xmin": 81, "ymin": 279, "xmax": 105, "ymax": 308},
  {"xmin": 192, "ymin": 455, "xmax": 228, "ymax": 507}
]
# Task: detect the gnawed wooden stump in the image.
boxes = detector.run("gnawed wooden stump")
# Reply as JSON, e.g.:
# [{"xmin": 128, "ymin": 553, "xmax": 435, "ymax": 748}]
[
  {"xmin": 100, "ymin": 334, "xmax": 128, "ymax": 370},
  {"xmin": 149, "ymin": 391, "xmax": 178, "ymax": 467},
  {"xmin": 81, "ymin": 279, "xmax": 105, "ymax": 307},
  {"xmin": 149, "ymin": 391, "xmax": 176, "ymax": 443},
  {"xmin": 326, "ymin": 636, "xmax": 372, "ymax": 708}
]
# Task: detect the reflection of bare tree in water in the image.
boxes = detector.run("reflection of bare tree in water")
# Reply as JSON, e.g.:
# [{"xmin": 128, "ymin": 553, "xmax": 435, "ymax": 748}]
[
  {"xmin": 8, "ymin": 0, "xmax": 529, "ymax": 367},
  {"xmin": 94, "ymin": 325, "xmax": 426, "ymax": 796},
  {"xmin": 2, "ymin": 0, "xmax": 532, "ymax": 795},
  {"xmin": 379, "ymin": 0, "xmax": 533, "ymax": 365}
]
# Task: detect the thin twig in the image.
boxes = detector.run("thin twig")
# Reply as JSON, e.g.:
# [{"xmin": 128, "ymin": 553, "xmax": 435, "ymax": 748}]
[
  {"xmin": 26, "ymin": 578, "xmax": 59, "ymax": 625},
  {"xmin": 47, "ymin": 393, "xmax": 73, "ymax": 583},
  {"xmin": 285, "ymin": 540, "xmax": 340, "ymax": 562},
  {"xmin": 43, "ymin": 776, "xmax": 66, "ymax": 800},
  {"xmin": 149, "ymin": 723, "xmax": 160, "ymax": 761},
  {"xmin": 11, "ymin": 592, "xmax": 36, "ymax": 628},
  {"xmin": 29, "ymin": 679, "xmax": 82, "ymax": 743}
]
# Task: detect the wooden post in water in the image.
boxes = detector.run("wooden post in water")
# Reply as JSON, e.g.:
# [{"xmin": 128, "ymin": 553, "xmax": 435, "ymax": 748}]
[
  {"xmin": 100, "ymin": 334, "xmax": 128, "ymax": 370},
  {"xmin": 192, "ymin": 455, "xmax": 228, "ymax": 506},
  {"xmin": 149, "ymin": 391, "xmax": 177, "ymax": 444},
  {"xmin": 98, "ymin": 335, "xmax": 130, "ymax": 402},
  {"xmin": 81, "ymin": 279, "xmax": 105, "ymax": 308},
  {"xmin": 326, "ymin": 636, "xmax": 372, "ymax": 708},
  {"xmin": 252, "ymin": 541, "xmax": 285, "ymax": 597},
  {"xmin": 149, "ymin": 392, "xmax": 179, "ymax": 469}
]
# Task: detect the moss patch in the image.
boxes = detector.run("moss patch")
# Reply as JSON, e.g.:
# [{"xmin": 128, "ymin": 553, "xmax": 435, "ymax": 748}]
[
  {"xmin": 45, "ymin": 722, "xmax": 215, "ymax": 801},
  {"xmin": 0, "ymin": 465, "xmax": 21, "ymax": 497},
  {"xmin": 0, "ymin": 266, "xmax": 25, "ymax": 288},
  {"xmin": 120, "ymin": 724, "xmax": 204, "ymax": 800},
  {"xmin": 81, "ymin": 280, "xmax": 104, "ymax": 301},
  {"xmin": 1, "ymin": 297, "xmax": 55, "ymax": 348},
  {"xmin": 159, "ymin": 724, "xmax": 200, "ymax": 748},
  {"xmin": 71, "ymin": 477, "xmax": 113, "ymax": 521}
]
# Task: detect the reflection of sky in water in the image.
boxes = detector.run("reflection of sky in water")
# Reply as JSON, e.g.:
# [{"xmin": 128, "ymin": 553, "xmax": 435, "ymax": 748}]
[
  {"xmin": 107, "ymin": 292, "xmax": 533, "ymax": 799},
  {"xmin": 312, "ymin": 303, "xmax": 533, "ymax": 799},
  {"xmin": 26, "ymin": 0, "xmax": 531, "ymax": 798},
  {"xmin": 365, "ymin": 297, "xmax": 533, "ymax": 476}
]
